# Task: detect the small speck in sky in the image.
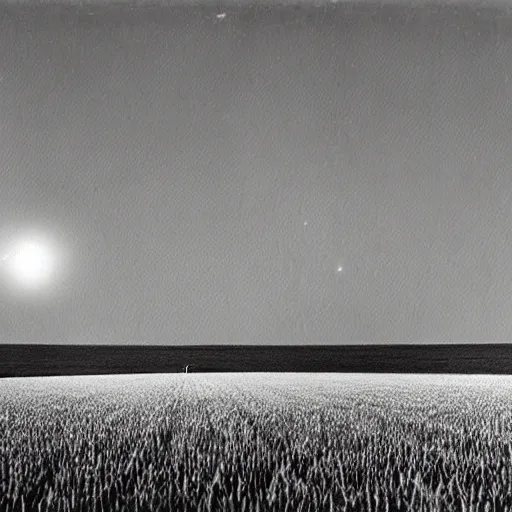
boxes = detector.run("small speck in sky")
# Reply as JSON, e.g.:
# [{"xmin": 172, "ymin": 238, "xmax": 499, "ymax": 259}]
[
  {"xmin": 304, "ymin": 221, "xmax": 308, "ymax": 226},
  {"xmin": 216, "ymin": 13, "xmax": 227, "ymax": 19},
  {"xmin": 337, "ymin": 266, "xmax": 343, "ymax": 273}
]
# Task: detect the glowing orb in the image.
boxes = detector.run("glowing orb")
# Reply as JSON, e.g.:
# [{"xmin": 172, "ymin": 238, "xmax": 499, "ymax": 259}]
[{"xmin": 3, "ymin": 241, "xmax": 55, "ymax": 288}]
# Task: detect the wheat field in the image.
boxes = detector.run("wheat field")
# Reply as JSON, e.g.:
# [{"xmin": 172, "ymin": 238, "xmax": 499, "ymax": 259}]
[{"xmin": 1, "ymin": 373, "xmax": 512, "ymax": 511}]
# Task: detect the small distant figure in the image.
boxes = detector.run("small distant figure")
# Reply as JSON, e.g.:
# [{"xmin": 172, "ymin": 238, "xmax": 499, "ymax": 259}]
[{"xmin": 183, "ymin": 364, "xmax": 191, "ymax": 374}]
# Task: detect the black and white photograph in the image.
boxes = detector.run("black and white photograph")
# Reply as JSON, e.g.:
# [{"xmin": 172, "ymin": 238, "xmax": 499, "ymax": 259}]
[{"xmin": 1, "ymin": 0, "xmax": 512, "ymax": 509}]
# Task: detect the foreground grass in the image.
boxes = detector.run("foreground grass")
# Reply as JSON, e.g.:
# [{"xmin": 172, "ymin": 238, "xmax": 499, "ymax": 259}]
[{"xmin": 1, "ymin": 373, "xmax": 512, "ymax": 511}]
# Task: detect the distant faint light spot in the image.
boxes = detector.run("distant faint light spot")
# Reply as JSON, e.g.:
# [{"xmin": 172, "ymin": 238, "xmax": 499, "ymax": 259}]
[
  {"xmin": 216, "ymin": 13, "xmax": 226, "ymax": 19},
  {"xmin": 304, "ymin": 221, "xmax": 308, "ymax": 226},
  {"xmin": 337, "ymin": 266, "xmax": 343, "ymax": 272}
]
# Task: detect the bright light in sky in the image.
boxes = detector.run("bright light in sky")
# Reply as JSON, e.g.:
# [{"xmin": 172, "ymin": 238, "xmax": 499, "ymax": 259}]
[
  {"xmin": 337, "ymin": 266, "xmax": 343, "ymax": 272},
  {"xmin": 2, "ymin": 240, "xmax": 55, "ymax": 289}
]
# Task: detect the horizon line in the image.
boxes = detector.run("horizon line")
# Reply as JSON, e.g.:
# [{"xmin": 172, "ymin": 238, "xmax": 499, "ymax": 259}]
[{"xmin": 1, "ymin": 342, "xmax": 512, "ymax": 347}]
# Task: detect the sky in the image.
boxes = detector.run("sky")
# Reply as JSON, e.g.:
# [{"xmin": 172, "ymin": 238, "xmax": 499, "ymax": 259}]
[{"xmin": 0, "ymin": 2, "xmax": 512, "ymax": 345}]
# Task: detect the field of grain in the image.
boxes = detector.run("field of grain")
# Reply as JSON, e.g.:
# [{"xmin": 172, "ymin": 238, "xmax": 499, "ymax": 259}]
[{"xmin": 1, "ymin": 373, "xmax": 512, "ymax": 511}]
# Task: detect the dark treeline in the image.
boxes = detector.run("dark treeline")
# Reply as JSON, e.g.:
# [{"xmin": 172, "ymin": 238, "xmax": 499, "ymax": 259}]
[{"xmin": 1, "ymin": 344, "xmax": 511, "ymax": 377}]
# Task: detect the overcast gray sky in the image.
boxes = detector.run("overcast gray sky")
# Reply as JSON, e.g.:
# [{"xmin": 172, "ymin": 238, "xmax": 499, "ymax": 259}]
[{"xmin": 0, "ymin": 2, "xmax": 511, "ymax": 345}]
